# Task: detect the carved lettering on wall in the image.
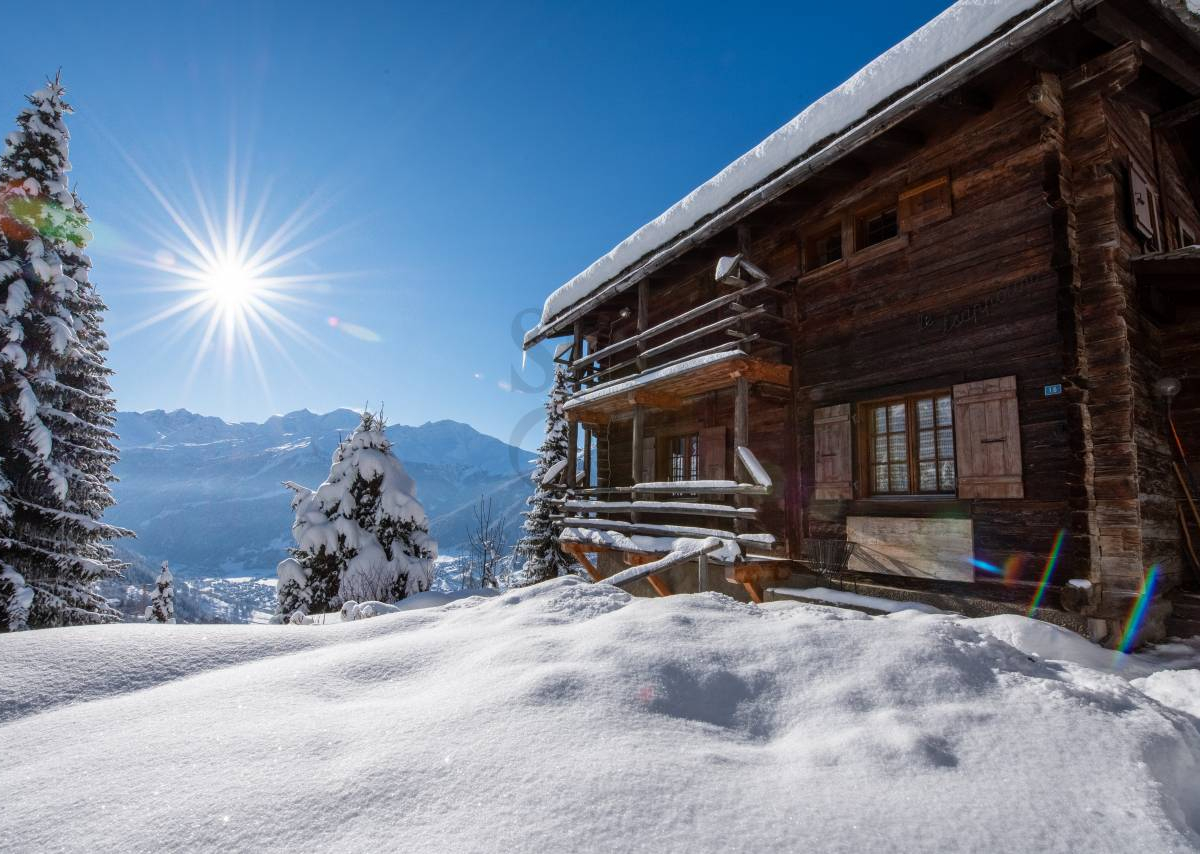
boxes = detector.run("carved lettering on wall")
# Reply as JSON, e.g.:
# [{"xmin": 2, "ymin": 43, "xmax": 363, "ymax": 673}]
[{"xmin": 918, "ymin": 275, "xmax": 1040, "ymax": 336}]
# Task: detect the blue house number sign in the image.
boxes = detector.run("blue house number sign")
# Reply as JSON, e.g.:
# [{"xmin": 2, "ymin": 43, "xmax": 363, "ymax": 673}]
[{"xmin": 1044, "ymin": 383, "xmax": 1063, "ymax": 397}]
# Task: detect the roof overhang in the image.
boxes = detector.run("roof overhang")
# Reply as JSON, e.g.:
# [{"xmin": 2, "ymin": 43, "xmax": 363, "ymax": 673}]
[{"xmin": 524, "ymin": 0, "xmax": 1200, "ymax": 350}]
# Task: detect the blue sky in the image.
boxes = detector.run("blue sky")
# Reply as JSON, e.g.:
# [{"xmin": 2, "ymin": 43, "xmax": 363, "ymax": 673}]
[{"xmin": 0, "ymin": 0, "xmax": 947, "ymax": 447}]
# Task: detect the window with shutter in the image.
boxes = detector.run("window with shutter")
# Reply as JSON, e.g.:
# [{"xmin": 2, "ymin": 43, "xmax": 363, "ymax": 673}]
[
  {"xmin": 813, "ymin": 404, "xmax": 853, "ymax": 500},
  {"xmin": 699, "ymin": 426, "xmax": 727, "ymax": 481},
  {"xmin": 952, "ymin": 376, "xmax": 1024, "ymax": 499}
]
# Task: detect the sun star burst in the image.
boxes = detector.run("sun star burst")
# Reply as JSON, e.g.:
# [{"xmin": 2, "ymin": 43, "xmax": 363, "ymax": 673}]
[{"xmin": 113, "ymin": 150, "xmax": 349, "ymax": 403}]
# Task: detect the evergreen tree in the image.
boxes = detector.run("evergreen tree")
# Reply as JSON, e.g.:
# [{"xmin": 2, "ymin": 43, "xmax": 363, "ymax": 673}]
[
  {"xmin": 275, "ymin": 411, "xmax": 436, "ymax": 620},
  {"xmin": 0, "ymin": 76, "xmax": 128, "ymax": 630},
  {"xmin": 145, "ymin": 561, "xmax": 175, "ymax": 624},
  {"xmin": 516, "ymin": 366, "xmax": 573, "ymax": 584}
]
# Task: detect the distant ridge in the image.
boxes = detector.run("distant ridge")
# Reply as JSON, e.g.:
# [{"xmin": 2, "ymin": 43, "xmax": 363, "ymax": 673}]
[{"xmin": 107, "ymin": 408, "xmax": 536, "ymax": 578}]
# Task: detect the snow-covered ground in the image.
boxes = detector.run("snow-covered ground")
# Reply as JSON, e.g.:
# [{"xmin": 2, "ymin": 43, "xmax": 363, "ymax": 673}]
[{"xmin": 1, "ymin": 578, "xmax": 1198, "ymax": 852}]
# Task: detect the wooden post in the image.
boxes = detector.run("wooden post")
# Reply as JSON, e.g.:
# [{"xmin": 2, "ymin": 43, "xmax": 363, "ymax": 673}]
[
  {"xmin": 734, "ymin": 374, "xmax": 750, "ymax": 533},
  {"xmin": 566, "ymin": 321, "xmax": 583, "ymax": 490},
  {"xmin": 582, "ymin": 426, "xmax": 592, "ymax": 487},
  {"xmin": 566, "ymin": 415, "xmax": 578, "ymax": 490},
  {"xmin": 636, "ymin": 280, "xmax": 649, "ymax": 372},
  {"xmin": 698, "ymin": 553, "xmax": 709, "ymax": 592},
  {"xmin": 631, "ymin": 404, "xmax": 645, "ymax": 524}
]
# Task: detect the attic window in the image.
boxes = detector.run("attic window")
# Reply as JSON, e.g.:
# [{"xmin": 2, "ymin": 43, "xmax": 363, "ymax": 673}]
[
  {"xmin": 806, "ymin": 225, "xmax": 843, "ymax": 270},
  {"xmin": 857, "ymin": 206, "xmax": 899, "ymax": 249},
  {"xmin": 1180, "ymin": 221, "xmax": 1196, "ymax": 248}
]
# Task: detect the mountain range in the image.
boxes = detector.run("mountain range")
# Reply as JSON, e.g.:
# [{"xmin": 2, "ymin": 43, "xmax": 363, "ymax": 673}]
[{"xmin": 107, "ymin": 408, "xmax": 536, "ymax": 579}]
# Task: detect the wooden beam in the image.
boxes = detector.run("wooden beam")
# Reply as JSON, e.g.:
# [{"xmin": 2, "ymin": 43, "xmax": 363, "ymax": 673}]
[
  {"xmin": 563, "ymin": 543, "xmax": 603, "ymax": 582},
  {"xmin": 627, "ymin": 389, "xmax": 683, "ymax": 410},
  {"xmin": 647, "ymin": 576, "xmax": 671, "ymax": 597},
  {"xmin": 930, "ymin": 88, "xmax": 992, "ymax": 117},
  {"xmin": 622, "ymin": 552, "xmax": 672, "ymax": 597},
  {"xmin": 570, "ymin": 271, "xmax": 793, "ymax": 369},
  {"xmin": 1153, "ymin": 97, "xmax": 1200, "ymax": 128},
  {"xmin": 631, "ymin": 404, "xmax": 644, "ymax": 483},
  {"xmin": 1084, "ymin": 4, "xmax": 1200, "ymax": 95},
  {"xmin": 733, "ymin": 374, "xmax": 750, "ymax": 533},
  {"xmin": 867, "ymin": 126, "xmax": 926, "ymax": 157}
]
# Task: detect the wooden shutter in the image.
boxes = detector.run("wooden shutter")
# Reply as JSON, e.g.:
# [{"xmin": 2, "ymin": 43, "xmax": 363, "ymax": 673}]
[
  {"xmin": 641, "ymin": 436, "xmax": 656, "ymax": 482},
  {"xmin": 952, "ymin": 376, "xmax": 1024, "ymax": 499},
  {"xmin": 898, "ymin": 175, "xmax": 952, "ymax": 232},
  {"xmin": 699, "ymin": 426, "xmax": 726, "ymax": 481},
  {"xmin": 813, "ymin": 404, "xmax": 853, "ymax": 500}
]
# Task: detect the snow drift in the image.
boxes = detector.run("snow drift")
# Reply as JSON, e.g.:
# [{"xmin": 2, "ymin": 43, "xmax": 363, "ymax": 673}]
[{"xmin": 1, "ymin": 578, "xmax": 1198, "ymax": 852}]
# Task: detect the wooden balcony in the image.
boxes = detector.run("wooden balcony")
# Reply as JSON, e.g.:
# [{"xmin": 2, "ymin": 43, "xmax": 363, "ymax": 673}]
[{"xmin": 563, "ymin": 351, "xmax": 790, "ymax": 423}]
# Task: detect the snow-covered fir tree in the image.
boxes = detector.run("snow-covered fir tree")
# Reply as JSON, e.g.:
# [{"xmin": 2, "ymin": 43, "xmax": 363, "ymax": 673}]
[
  {"xmin": 275, "ymin": 411, "xmax": 436, "ymax": 620},
  {"xmin": 516, "ymin": 366, "xmax": 573, "ymax": 584},
  {"xmin": 0, "ymin": 76, "xmax": 128, "ymax": 631},
  {"xmin": 145, "ymin": 561, "xmax": 175, "ymax": 624}
]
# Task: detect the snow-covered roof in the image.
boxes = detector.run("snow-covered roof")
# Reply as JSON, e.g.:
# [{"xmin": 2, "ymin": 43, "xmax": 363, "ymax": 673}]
[{"xmin": 525, "ymin": 0, "xmax": 1200, "ymax": 347}]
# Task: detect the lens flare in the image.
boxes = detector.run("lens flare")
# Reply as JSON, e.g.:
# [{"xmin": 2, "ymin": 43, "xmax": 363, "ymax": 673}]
[
  {"xmin": 1116, "ymin": 565, "xmax": 1160, "ymax": 655},
  {"xmin": 970, "ymin": 557, "xmax": 1003, "ymax": 575},
  {"xmin": 1026, "ymin": 529, "xmax": 1066, "ymax": 617}
]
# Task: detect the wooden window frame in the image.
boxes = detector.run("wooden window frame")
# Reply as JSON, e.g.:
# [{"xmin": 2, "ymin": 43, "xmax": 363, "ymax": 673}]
[
  {"xmin": 803, "ymin": 218, "xmax": 845, "ymax": 272},
  {"xmin": 857, "ymin": 391, "xmax": 957, "ymax": 499},
  {"xmin": 666, "ymin": 432, "xmax": 700, "ymax": 483},
  {"xmin": 853, "ymin": 200, "xmax": 900, "ymax": 251}
]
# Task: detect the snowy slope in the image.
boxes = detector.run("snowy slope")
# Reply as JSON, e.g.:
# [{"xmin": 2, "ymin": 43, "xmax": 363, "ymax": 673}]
[
  {"xmin": 1, "ymin": 579, "xmax": 1197, "ymax": 852},
  {"xmin": 107, "ymin": 409, "xmax": 534, "ymax": 576}
]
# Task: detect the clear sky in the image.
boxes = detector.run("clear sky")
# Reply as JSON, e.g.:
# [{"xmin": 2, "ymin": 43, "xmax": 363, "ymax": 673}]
[{"xmin": 0, "ymin": 0, "xmax": 948, "ymax": 448}]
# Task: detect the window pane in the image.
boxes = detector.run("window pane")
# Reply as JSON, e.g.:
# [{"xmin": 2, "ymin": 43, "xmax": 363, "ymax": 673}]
[
  {"xmin": 937, "ymin": 428, "xmax": 954, "ymax": 459},
  {"xmin": 874, "ymin": 434, "xmax": 888, "ymax": 463},
  {"xmin": 874, "ymin": 466, "xmax": 889, "ymax": 493},
  {"xmin": 939, "ymin": 460, "xmax": 957, "ymax": 491},
  {"xmin": 873, "ymin": 406, "xmax": 887, "ymax": 434},
  {"xmin": 936, "ymin": 395, "xmax": 953, "ymax": 427},
  {"xmin": 919, "ymin": 461, "xmax": 937, "ymax": 492},
  {"xmin": 888, "ymin": 432, "xmax": 907, "ymax": 461},
  {"xmin": 888, "ymin": 403, "xmax": 906, "ymax": 432},
  {"xmin": 917, "ymin": 398, "xmax": 934, "ymax": 430},
  {"xmin": 918, "ymin": 429, "xmax": 935, "ymax": 460},
  {"xmin": 889, "ymin": 464, "xmax": 909, "ymax": 492},
  {"xmin": 863, "ymin": 208, "xmax": 899, "ymax": 246}
]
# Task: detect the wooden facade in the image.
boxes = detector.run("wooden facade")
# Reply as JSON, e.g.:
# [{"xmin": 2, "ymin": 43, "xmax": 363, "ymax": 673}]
[{"xmin": 530, "ymin": 0, "xmax": 1200, "ymax": 646}]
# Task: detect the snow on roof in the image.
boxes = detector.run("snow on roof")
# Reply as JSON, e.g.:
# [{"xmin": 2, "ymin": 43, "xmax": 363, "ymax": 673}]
[{"xmin": 525, "ymin": 0, "xmax": 1200, "ymax": 346}]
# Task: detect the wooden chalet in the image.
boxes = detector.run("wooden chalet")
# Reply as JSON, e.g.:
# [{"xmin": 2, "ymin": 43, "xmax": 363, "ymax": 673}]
[{"xmin": 524, "ymin": 0, "xmax": 1200, "ymax": 647}]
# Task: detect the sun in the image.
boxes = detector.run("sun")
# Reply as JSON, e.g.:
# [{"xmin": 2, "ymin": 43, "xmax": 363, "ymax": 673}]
[
  {"xmin": 200, "ymin": 258, "xmax": 260, "ymax": 310},
  {"xmin": 114, "ymin": 151, "xmax": 349, "ymax": 401}
]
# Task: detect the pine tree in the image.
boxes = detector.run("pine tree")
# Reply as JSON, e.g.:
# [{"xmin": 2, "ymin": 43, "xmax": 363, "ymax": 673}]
[
  {"xmin": 275, "ymin": 411, "xmax": 436, "ymax": 620},
  {"xmin": 0, "ymin": 76, "xmax": 129, "ymax": 630},
  {"xmin": 145, "ymin": 561, "xmax": 175, "ymax": 624},
  {"xmin": 516, "ymin": 366, "xmax": 573, "ymax": 584}
]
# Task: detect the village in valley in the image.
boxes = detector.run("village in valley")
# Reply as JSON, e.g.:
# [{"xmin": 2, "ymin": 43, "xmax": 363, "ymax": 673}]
[{"xmin": 2, "ymin": 0, "xmax": 1200, "ymax": 851}]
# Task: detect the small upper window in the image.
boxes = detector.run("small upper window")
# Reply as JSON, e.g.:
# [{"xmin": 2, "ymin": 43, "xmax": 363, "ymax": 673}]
[
  {"xmin": 806, "ymin": 225, "xmax": 843, "ymax": 270},
  {"xmin": 857, "ymin": 207, "xmax": 899, "ymax": 249},
  {"xmin": 1180, "ymin": 221, "xmax": 1196, "ymax": 248},
  {"xmin": 668, "ymin": 434, "xmax": 699, "ymax": 482}
]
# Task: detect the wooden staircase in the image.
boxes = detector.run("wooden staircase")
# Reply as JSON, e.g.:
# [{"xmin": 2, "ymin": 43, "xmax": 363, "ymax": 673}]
[{"xmin": 1167, "ymin": 592, "xmax": 1200, "ymax": 640}]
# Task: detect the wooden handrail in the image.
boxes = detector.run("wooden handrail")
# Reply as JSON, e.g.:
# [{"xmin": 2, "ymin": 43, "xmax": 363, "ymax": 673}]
[{"xmin": 570, "ymin": 273, "xmax": 790, "ymax": 369}]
